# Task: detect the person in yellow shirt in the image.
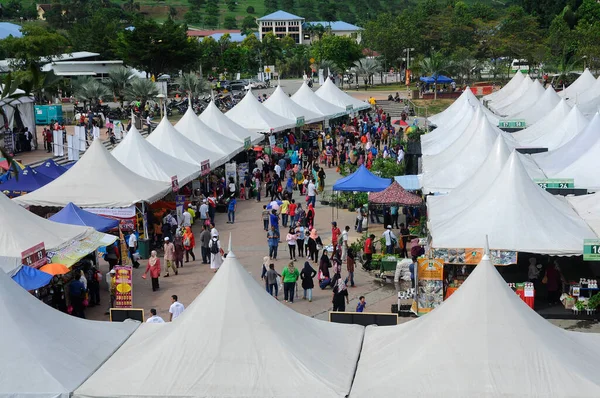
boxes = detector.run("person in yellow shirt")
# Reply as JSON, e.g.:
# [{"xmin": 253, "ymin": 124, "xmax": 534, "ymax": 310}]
[
  {"xmin": 280, "ymin": 198, "xmax": 290, "ymax": 227},
  {"xmin": 186, "ymin": 204, "xmax": 196, "ymax": 225}
]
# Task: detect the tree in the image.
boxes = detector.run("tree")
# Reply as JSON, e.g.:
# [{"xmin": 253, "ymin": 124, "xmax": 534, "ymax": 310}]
[
  {"xmin": 185, "ymin": 9, "xmax": 204, "ymax": 24},
  {"xmin": 264, "ymin": 0, "xmax": 278, "ymax": 14},
  {"xmin": 281, "ymin": 0, "xmax": 294, "ymax": 12},
  {"xmin": 67, "ymin": 7, "xmax": 126, "ymax": 59},
  {"xmin": 575, "ymin": 21, "xmax": 600, "ymax": 70},
  {"xmin": 246, "ymin": 6, "xmax": 255, "ymax": 13},
  {"xmin": 227, "ymin": 0, "xmax": 236, "ymax": 11},
  {"xmin": 0, "ymin": 23, "xmax": 69, "ymax": 70},
  {"xmin": 310, "ymin": 34, "xmax": 362, "ymax": 73},
  {"xmin": 418, "ymin": 51, "xmax": 451, "ymax": 100},
  {"xmin": 241, "ymin": 15, "xmax": 257, "ymax": 35},
  {"xmin": 106, "ymin": 67, "xmax": 134, "ymax": 107},
  {"xmin": 352, "ymin": 58, "xmax": 382, "ymax": 89},
  {"xmin": 124, "ymin": 78, "xmax": 159, "ymax": 111},
  {"xmin": 188, "ymin": 0, "xmax": 205, "ymax": 8},
  {"xmin": 494, "ymin": 6, "xmax": 545, "ymax": 69},
  {"xmin": 224, "ymin": 15, "xmax": 238, "ymax": 29},
  {"xmin": 73, "ymin": 77, "xmax": 111, "ymax": 109},
  {"xmin": 175, "ymin": 72, "xmax": 208, "ymax": 97},
  {"xmin": 203, "ymin": 15, "xmax": 219, "ymax": 28},
  {"xmin": 16, "ymin": 64, "xmax": 63, "ymax": 104}
]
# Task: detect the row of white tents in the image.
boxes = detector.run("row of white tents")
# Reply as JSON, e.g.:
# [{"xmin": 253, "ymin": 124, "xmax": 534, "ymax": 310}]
[{"xmin": 5, "ymin": 243, "xmax": 600, "ymax": 398}]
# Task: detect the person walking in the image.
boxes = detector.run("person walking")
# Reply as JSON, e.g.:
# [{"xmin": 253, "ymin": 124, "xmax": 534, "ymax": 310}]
[
  {"xmin": 331, "ymin": 222, "xmax": 341, "ymax": 253},
  {"xmin": 163, "ymin": 237, "xmax": 177, "ymax": 277},
  {"xmin": 69, "ymin": 275, "xmax": 86, "ymax": 318},
  {"xmin": 144, "ymin": 250, "xmax": 162, "ymax": 291},
  {"xmin": 269, "ymin": 209, "xmax": 280, "ymax": 236},
  {"xmin": 363, "ymin": 234, "xmax": 376, "ymax": 270},
  {"xmin": 209, "ymin": 234, "xmax": 223, "ymax": 272},
  {"xmin": 262, "ymin": 205, "xmax": 270, "ymax": 231},
  {"xmin": 128, "ymin": 232, "xmax": 140, "ymax": 268},
  {"xmin": 317, "ymin": 167, "xmax": 326, "ymax": 192},
  {"xmin": 260, "ymin": 256, "xmax": 271, "ymax": 292},
  {"xmin": 183, "ymin": 226, "xmax": 196, "ymax": 263},
  {"xmin": 281, "ymin": 261, "xmax": 300, "ymax": 303},
  {"xmin": 199, "ymin": 225, "xmax": 210, "ymax": 264},
  {"xmin": 288, "ymin": 199, "xmax": 297, "ymax": 226},
  {"xmin": 146, "ymin": 308, "xmax": 165, "ymax": 323},
  {"xmin": 267, "ymin": 226, "xmax": 279, "ymax": 260},
  {"xmin": 199, "ymin": 199, "xmax": 209, "ymax": 226},
  {"xmin": 169, "ymin": 295, "xmax": 185, "ymax": 321},
  {"xmin": 280, "ymin": 197, "xmax": 290, "ymax": 227},
  {"xmin": 307, "ymin": 179, "xmax": 317, "ymax": 207},
  {"xmin": 227, "ymin": 196, "xmax": 237, "ymax": 224},
  {"xmin": 332, "ymin": 277, "xmax": 349, "ymax": 311},
  {"xmin": 104, "ymin": 242, "xmax": 119, "ymax": 271},
  {"xmin": 307, "ymin": 229, "xmax": 323, "ymax": 262},
  {"xmin": 306, "ymin": 204, "xmax": 315, "ymax": 230},
  {"xmin": 399, "ymin": 223, "xmax": 411, "ymax": 258},
  {"xmin": 346, "ymin": 247, "xmax": 356, "ymax": 287},
  {"xmin": 266, "ymin": 263, "xmax": 280, "ymax": 298},
  {"xmin": 382, "ymin": 225, "xmax": 397, "ymax": 254},
  {"xmin": 295, "ymin": 223, "xmax": 306, "ymax": 258},
  {"xmin": 341, "ymin": 226, "xmax": 350, "ymax": 262},
  {"xmin": 300, "ymin": 261, "xmax": 317, "ymax": 302},
  {"xmin": 173, "ymin": 229, "xmax": 184, "ymax": 269},
  {"xmin": 286, "ymin": 228, "xmax": 298, "ymax": 260}
]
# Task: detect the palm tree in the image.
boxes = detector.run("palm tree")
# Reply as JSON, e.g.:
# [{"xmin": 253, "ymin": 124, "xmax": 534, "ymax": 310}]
[
  {"xmin": 124, "ymin": 78, "xmax": 159, "ymax": 111},
  {"xmin": 174, "ymin": 73, "xmax": 208, "ymax": 99},
  {"xmin": 73, "ymin": 77, "xmax": 111, "ymax": 109},
  {"xmin": 419, "ymin": 51, "xmax": 452, "ymax": 100},
  {"xmin": 352, "ymin": 58, "xmax": 382, "ymax": 90},
  {"xmin": 105, "ymin": 67, "xmax": 133, "ymax": 108}
]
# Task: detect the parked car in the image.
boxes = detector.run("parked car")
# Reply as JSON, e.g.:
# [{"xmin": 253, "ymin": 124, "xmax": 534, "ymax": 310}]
[{"xmin": 230, "ymin": 79, "xmax": 250, "ymax": 92}]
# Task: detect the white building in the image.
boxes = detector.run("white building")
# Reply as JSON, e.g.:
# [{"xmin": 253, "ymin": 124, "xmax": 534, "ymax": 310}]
[
  {"xmin": 303, "ymin": 21, "xmax": 362, "ymax": 44},
  {"xmin": 257, "ymin": 10, "xmax": 304, "ymax": 44}
]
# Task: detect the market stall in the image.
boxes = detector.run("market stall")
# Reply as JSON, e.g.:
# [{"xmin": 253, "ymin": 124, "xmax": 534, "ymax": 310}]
[
  {"xmin": 291, "ymin": 81, "xmax": 347, "ymax": 119},
  {"xmin": 226, "ymin": 89, "xmax": 296, "ymax": 133},
  {"xmin": 35, "ymin": 159, "xmax": 68, "ymax": 179},
  {"xmin": 198, "ymin": 100, "xmax": 263, "ymax": 145},
  {"xmin": 49, "ymin": 202, "xmax": 119, "ymax": 233},
  {"xmin": 263, "ymin": 85, "xmax": 324, "ymax": 125},
  {"xmin": 0, "ymin": 165, "xmax": 54, "ymax": 197}
]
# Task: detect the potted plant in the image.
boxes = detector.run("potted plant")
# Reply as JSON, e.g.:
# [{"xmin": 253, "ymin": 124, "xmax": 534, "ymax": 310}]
[
  {"xmin": 574, "ymin": 300, "xmax": 586, "ymax": 315},
  {"xmin": 586, "ymin": 293, "xmax": 600, "ymax": 315}
]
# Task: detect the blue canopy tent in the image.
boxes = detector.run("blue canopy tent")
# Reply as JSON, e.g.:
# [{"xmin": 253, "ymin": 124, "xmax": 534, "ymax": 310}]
[
  {"xmin": 35, "ymin": 159, "xmax": 68, "ymax": 179},
  {"xmin": 333, "ymin": 165, "xmax": 391, "ymax": 192},
  {"xmin": 0, "ymin": 166, "xmax": 54, "ymax": 197},
  {"xmin": 49, "ymin": 202, "xmax": 119, "ymax": 232},
  {"xmin": 12, "ymin": 266, "xmax": 53, "ymax": 291},
  {"xmin": 420, "ymin": 75, "xmax": 454, "ymax": 84}
]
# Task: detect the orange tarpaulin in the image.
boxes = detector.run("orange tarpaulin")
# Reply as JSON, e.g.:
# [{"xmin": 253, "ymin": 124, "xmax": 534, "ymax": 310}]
[{"xmin": 40, "ymin": 263, "xmax": 70, "ymax": 275}]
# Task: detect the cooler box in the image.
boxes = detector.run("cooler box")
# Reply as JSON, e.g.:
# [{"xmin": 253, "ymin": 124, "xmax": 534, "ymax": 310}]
[{"xmin": 138, "ymin": 239, "xmax": 150, "ymax": 259}]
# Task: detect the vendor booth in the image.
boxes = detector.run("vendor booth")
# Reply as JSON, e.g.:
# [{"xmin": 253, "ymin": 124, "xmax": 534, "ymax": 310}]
[
  {"xmin": 226, "ymin": 89, "xmax": 296, "ymax": 133},
  {"xmin": 49, "ymin": 202, "xmax": 119, "ymax": 233},
  {"xmin": 35, "ymin": 159, "xmax": 68, "ymax": 179},
  {"xmin": 1, "ymin": 165, "xmax": 54, "ymax": 197},
  {"xmin": 291, "ymin": 81, "xmax": 347, "ymax": 119},
  {"xmin": 198, "ymin": 100, "xmax": 263, "ymax": 145}
]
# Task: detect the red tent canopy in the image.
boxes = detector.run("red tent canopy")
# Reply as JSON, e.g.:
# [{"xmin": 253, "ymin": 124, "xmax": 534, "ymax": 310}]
[{"xmin": 369, "ymin": 181, "xmax": 422, "ymax": 206}]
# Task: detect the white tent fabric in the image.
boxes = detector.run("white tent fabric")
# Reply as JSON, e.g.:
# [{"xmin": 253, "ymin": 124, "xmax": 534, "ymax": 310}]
[
  {"xmin": 567, "ymin": 75, "xmax": 600, "ymax": 106},
  {"xmin": 291, "ymin": 81, "xmax": 346, "ymax": 119},
  {"xmin": 111, "ymin": 125, "xmax": 200, "ymax": 186},
  {"xmin": 429, "ymin": 151, "xmax": 597, "ymax": 254},
  {"xmin": 507, "ymin": 86, "xmax": 561, "ymax": 125},
  {"xmin": 315, "ymin": 78, "xmax": 370, "ymax": 112},
  {"xmin": 532, "ymin": 112, "xmax": 600, "ymax": 190},
  {"xmin": 226, "ymin": 89, "xmax": 296, "ymax": 133},
  {"xmin": 482, "ymin": 71, "xmax": 525, "ymax": 104},
  {"xmin": 487, "ymin": 74, "xmax": 533, "ymax": 112},
  {"xmin": 513, "ymin": 105, "xmax": 589, "ymax": 150},
  {"xmin": 0, "ymin": 269, "xmax": 139, "ymax": 398},
  {"xmin": 422, "ymin": 102, "xmax": 476, "ymax": 156},
  {"xmin": 559, "ymin": 68, "xmax": 597, "ymax": 100},
  {"xmin": 175, "ymin": 107, "xmax": 242, "ymax": 167},
  {"xmin": 429, "ymin": 88, "xmax": 498, "ymax": 127},
  {"xmin": 427, "ymin": 135, "xmax": 545, "ymax": 228},
  {"xmin": 350, "ymin": 253, "xmax": 600, "ymax": 398},
  {"xmin": 569, "ymin": 192, "xmax": 600, "ymax": 236},
  {"xmin": 198, "ymin": 100, "xmax": 263, "ymax": 144},
  {"xmin": 422, "ymin": 108, "xmax": 514, "ymax": 193},
  {"xmin": 263, "ymin": 85, "xmax": 324, "ymax": 124},
  {"xmin": 147, "ymin": 116, "xmax": 221, "ymax": 166},
  {"xmin": 510, "ymin": 99, "xmax": 572, "ymax": 145},
  {"xmin": 14, "ymin": 139, "xmax": 171, "ymax": 208},
  {"xmin": 74, "ymin": 251, "xmax": 364, "ymax": 398},
  {"xmin": 0, "ymin": 192, "xmax": 94, "ymax": 275},
  {"xmin": 491, "ymin": 78, "xmax": 545, "ymax": 116}
]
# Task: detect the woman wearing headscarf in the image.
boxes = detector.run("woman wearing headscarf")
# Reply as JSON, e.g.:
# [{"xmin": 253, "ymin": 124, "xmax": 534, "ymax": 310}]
[
  {"xmin": 332, "ymin": 277, "xmax": 349, "ymax": 311},
  {"xmin": 317, "ymin": 167, "xmax": 326, "ymax": 192},
  {"xmin": 183, "ymin": 226, "xmax": 196, "ymax": 263},
  {"xmin": 144, "ymin": 250, "xmax": 162, "ymax": 292},
  {"xmin": 209, "ymin": 233, "xmax": 223, "ymax": 272},
  {"xmin": 300, "ymin": 261, "xmax": 317, "ymax": 302},
  {"xmin": 307, "ymin": 229, "xmax": 323, "ymax": 262},
  {"xmin": 306, "ymin": 203, "xmax": 315, "ymax": 230},
  {"xmin": 260, "ymin": 256, "xmax": 270, "ymax": 293},
  {"xmin": 174, "ymin": 227, "xmax": 184, "ymax": 269},
  {"xmin": 281, "ymin": 261, "xmax": 300, "ymax": 303}
]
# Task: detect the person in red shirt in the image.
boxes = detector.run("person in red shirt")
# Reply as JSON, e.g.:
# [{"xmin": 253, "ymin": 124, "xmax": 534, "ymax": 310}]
[
  {"xmin": 43, "ymin": 128, "xmax": 53, "ymax": 152},
  {"xmin": 363, "ymin": 234, "xmax": 376, "ymax": 270},
  {"xmin": 288, "ymin": 199, "xmax": 297, "ymax": 225},
  {"xmin": 331, "ymin": 221, "xmax": 341, "ymax": 253}
]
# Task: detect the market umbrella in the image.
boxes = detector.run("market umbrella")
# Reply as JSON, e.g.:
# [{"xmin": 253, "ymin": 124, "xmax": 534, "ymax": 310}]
[
  {"xmin": 12, "ymin": 266, "xmax": 53, "ymax": 290},
  {"xmin": 267, "ymin": 200, "xmax": 282, "ymax": 210},
  {"xmin": 369, "ymin": 181, "xmax": 423, "ymax": 206},
  {"xmin": 39, "ymin": 263, "xmax": 70, "ymax": 276}
]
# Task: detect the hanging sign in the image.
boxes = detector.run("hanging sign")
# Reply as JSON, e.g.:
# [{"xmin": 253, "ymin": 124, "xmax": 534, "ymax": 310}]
[
  {"xmin": 413, "ymin": 258, "xmax": 444, "ymax": 316},
  {"xmin": 21, "ymin": 242, "xmax": 47, "ymax": 269},
  {"xmin": 584, "ymin": 239, "xmax": 600, "ymax": 261},
  {"xmin": 296, "ymin": 117, "xmax": 305, "ymax": 127},
  {"xmin": 175, "ymin": 195, "xmax": 185, "ymax": 225},
  {"xmin": 345, "ymin": 105, "xmax": 353, "ymax": 112},
  {"xmin": 533, "ymin": 178, "xmax": 574, "ymax": 190},
  {"xmin": 201, "ymin": 160, "xmax": 211, "ymax": 176},
  {"xmin": 225, "ymin": 162, "xmax": 237, "ymax": 184},
  {"xmin": 244, "ymin": 136, "xmax": 251, "ymax": 150},
  {"xmin": 498, "ymin": 119, "xmax": 526, "ymax": 129},
  {"xmin": 431, "ymin": 248, "xmax": 517, "ymax": 266},
  {"xmin": 268, "ymin": 135, "xmax": 276, "ymax": 147},
  {"xmin": 113, "ymin": 265, "xmax": 133, "ymax": 308},
  {"xmin": 171, "ymin": 175, "xmax": 179, "ymax": 193}
]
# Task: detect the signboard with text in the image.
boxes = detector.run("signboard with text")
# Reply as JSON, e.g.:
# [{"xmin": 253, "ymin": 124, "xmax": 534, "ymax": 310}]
[
  {"xmin": 175, "ymin": 195, "xmax": 185, "ymax": 225},
  {"xmin": 113, "ymin": 266, "xmax": 133, "ymax": 308},
  {"xmin": 171, "ymin": 175, "xmax": 179, "ymax": 193},
  {"xmin": 244, "ymin": 136, "xmax": 251, "ymax": 150},
  {"xmin": 414, "ymin": 258, "xmax": 444, "ymax": 316},
  {"xmin": 584, "ymin": 239, "xmax": 600, "ymax": 261},
  {"xmin": 533, "ymin": 178, "xmax": 574, "ymax": 190},
  {"xmin": 498, "ymin": 119, "xmax": 526, "ymax": 129},
  {"xmin": 201, "ymin": 160, "xmax": 210, "ymax": 176},
  {"xmin": 268, "ymin": 135, "xmax": 276, "ymax": 147},
  {"xmin": 21, "ymin": 242, "xmax": 47, "ymax": 269},
  {"xmin": 296, "ymin": 116, "xmax": 305, "ymax": 127}
]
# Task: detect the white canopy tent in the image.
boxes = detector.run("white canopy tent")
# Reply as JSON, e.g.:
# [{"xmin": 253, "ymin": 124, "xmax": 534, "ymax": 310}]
[
  {"xmin": 175, "ymin": 107, "xmax": 242, "ymax": 167},
  {"xmin": 422, "ymin": 102, "xmax": 476, "ymax": 156},
  {"xmin": 263, "ymin": 85, "xmax": 324, "ymax": 124},
  {"xmin": 14, "ymin": 139, "xmax": 171, "ymax": 208},
  {"xmin": 226, "ymin": 89, "xmax": 296, "ymax": 133},
  {"xmin": 0, "ymin": 192, "xmax": 95, "ymax": 275},
  {"xmin": 569, "ymin": 192, "xmax": 600, "ymax": 237},
  {"xmin": 111, "ymin": 125, "xmax": 200, "ymax": 186},
  {"xmin": 422, "ymin": 108, "xmax": 515, "ymax": 194},
  {"xmin": 429, "ymin": 88, "xmax": 498, "ymax": 127},
  {"xmin": 429, "ymin": 151, "xmax": 597, "ymax": 254},
  {"xmin": 482, "ymin": 71, "xmax": 525, "ymax": 104},
  {"xmin": 0, "ymin": 269, "xmax": 139, "ymax": 398},
  {"xmin": 510, "ymin": 99, "xmax": 572, "ymax": 146},
  {"xmin": 487, "ymin": 74, "xmax": 533, "ymax": 111},
  {"xmin": 291, "ymin": 81, "xmax": 346, "ymax": 119},
  {"xmin": 532, "ymin": 112, "xmax": 600, "ymax": 190},
  {"xmin": 567, "ymin": 75, "xmax": 600, "ymax": 106},
  {"xmin": 507, "ymin": 86, "xmax": 561, "ymax": 126},
  {"xmin": 147, "ymin": 116, "xmax": 221, "ymax": 166},
  {"xmin": 198, "ymin": 100, "xmax": 263, "ymax": 144},
  {"xmin": 427, "ymin": 135, "xmax": 545, "ymax": 229},
  {"xmin": 74, "ymin": 250, "xmax": 364, "ymax": 398},
  {"xmin": 350, "ymin": 253, "xmax": 600, "ymax": 398},
  {"xmin": 315, "ymin": 78, "xmax": 370, "ymax": 112},
  {"xmin": 513, "ymin": 105, "xmax": 589, "ymax": 150},
  {"xmin": 491, "ymin": 78, "xmax": 545, "ymax": 116},
  {"xmin": 559, "ymin": 68, "xmax": 597, "ymax": 100}
]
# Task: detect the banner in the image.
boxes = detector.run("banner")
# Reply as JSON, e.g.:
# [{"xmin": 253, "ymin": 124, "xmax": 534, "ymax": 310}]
[
  {"xmin": 175, "ymin": 195, "xmax": 185, "ymax": 225},
  {"xmin": 225, "ymin": 162, "xmax": 237, "ymax": 185},
  {"xmin": 84, "ymin": 206, "xmax": 136, "ymax": 232},
  {"xmin": 414, "ymin": 258, "xmax": 444, "ymax": 316},
  {"xmin": 244, "ymin": 136, "xmax": 251, "ymax": 150},
  {"xmin": 21, "ymin": 242, "xmax": 47, "ymax": 269},
  {"xmin": 171, "ymin": 175, "xmax": 179, "ymax": 193},
  {"xmin": 119, "ymin": 228, "xmax": 130, "ymax": 267},
  {"xmin": 237, "ymin": 162, "xmax": 249, "ymax": 182},
  {"xmin": 47, "ymin": 231, "xmax": 117, "ymax": 267},
  {"xmin": 201, "ymin": 160, "xmax": 211, "ymax": 176},
  {"xmin": 113, "ymin": 265, "xmax": 133, "ymax": 308},
  {"xmin": 268, "ymin": 135, "xmax": 276, "ymax": 147},
  {"xmin": 431, "ymin": 248, "xmax": 517, "ymax": 266}
]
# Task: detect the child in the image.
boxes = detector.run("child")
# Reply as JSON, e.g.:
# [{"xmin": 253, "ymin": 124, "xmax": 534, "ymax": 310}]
[
  {"xmin": 356, "ymin": 296, "xmax": 366, "ymax": 312},
  {"xmin": 262, "ymin": 205, "xmax": 270, "ymax": 231}
]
